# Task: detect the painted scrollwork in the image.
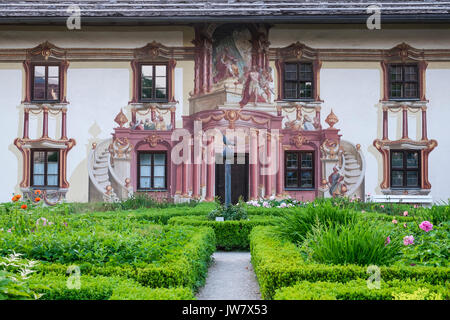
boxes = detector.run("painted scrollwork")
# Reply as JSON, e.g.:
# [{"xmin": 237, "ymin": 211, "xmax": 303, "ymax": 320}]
[
  {"xmin": 290, "ymin": 133, "xmax": 308, "ymax": 149},
  {"xmin": 108, "ymin": 137, "xmax": 133, "ymax": 160},
  {"xmin": 144, "ymin": 134, "xmax": 163, "ymax": 148},
  {"xmin": 320, "ymin": 139, "xmax": 339, "ymax": 159}
]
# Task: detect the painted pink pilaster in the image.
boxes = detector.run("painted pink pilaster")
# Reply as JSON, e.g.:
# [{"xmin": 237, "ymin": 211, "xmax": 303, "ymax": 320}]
[
  {"xmin": 402, "ymin": 106, "xmax": 408, "ymax": 139},
  {"xmin": 249, "ymin": 130, "xmax": 258, "ymax": 200},
  {"xmin": 175, "ymin": 164, "xmax": 182, "ymax": 195},
  {"xmin": 205, "ymin": 136, "xmax": 215, "ymax": 201},
  {"xmin": 170, "ymin": 108, "xmax": 176, "ymax": 129},
  {"xmin": 276, "ymin": 135, "xmax": 283, "ymax": 197},
  {"xmin": 421, "ymin": 107, "xmax": 428, "ymax": 140},
  {"xmin": 201, "ymin": 147, "xmax": 206, "ymax": 194},
  {"xmin": 61, "ymin": 108, "xmax": 67, "ymax": 140},
  {"xmin": 182, "ymin": 161, "xmax": 188, "ymax": 197},
  {"xmin": 23, "ymin": 108, "xmax": 29, "ymax": 139},
  {"xmin": 265, "ymin": 132, "xmax": 272, "ymax": 198},
  {"xmin": 42, "ymin": 107, "xmax": 49, "ymax": 138},
  {"xmin": 382, "ymin": 108, "xmax": 388, "ymax": 140},
  {"xmin": 192, "ymin": 143, "xmax": 200, "ymax": 198}
]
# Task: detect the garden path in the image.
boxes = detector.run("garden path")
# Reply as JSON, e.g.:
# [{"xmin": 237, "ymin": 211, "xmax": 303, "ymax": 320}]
[{"xmin": 196, "ymin": 251, "xmax": 261, "ymax": 300}]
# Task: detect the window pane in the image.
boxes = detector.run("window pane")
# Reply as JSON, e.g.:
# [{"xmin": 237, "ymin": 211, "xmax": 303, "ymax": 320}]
[
  {"xmin": 155, "ymin": 88, "xmax": 166, "ymax": 99},
  {"xmin": 155, "ymin": 65, "xmax": 166, "ymax": 77},
  {"xmin": 140, "ymin": 154, "xmax": 151, "ymax": 165},
  {"xmin": 47, "ymin": 175, "xmax": 58, "ymax": 186},
  {"xmin": 286, "ymin": 170, "xmax": 298, "ymax": 187},
  {"xmin": 299, "ymin": 82, "xmax": 312, "ymax": 98},
  {"xmin": 48, "ymin": 66, "xmax": 59, "ymax": 77},
  {"xmin": 47, "ymin": 163, "xmax": 58, "ymax": 175},
  {"xmin": 142, "ymin": 65, "xmax": 153, "ymax": 77},
  {"xmin": 300, "ymin": 170, "xmax": 313, "ymax": 188},
  {"xmin": 141, "ymin": 87, "xmax": 152, "ymax": 99},
  {"xmin": 299, "ymin": 63, "xmax": 312, "ymax": 81},
  {"xmin": 404, "ymin": 66, "xmax": 417, "ymax": 81},
  {"xmin": 154, "ymin": 177, "xmax": 165, "ymax": 188},
  {"xmin": 390, "ymin": 83, "xmax": 402, "ymax": 98},
  {"xmin": 301, "ymin": 153, "xmax": 313, "ymax": 168},
  {"xmin": 391, "ymin": 171, "xmax": 404, "ymax": 187},
  {"xmin": 140, "ymin": 177, "xmax": 151, "ymax": 189},
  {"xmin": 154, "ymin": 165, "xmax": 165, "ymax": 176},
  {"xmin": 140, "ymin": 165, "xmax": 151, "ymax": 177},
  {"xmin": 284, "ymin": 82, "xmax": 298, "ymax": 99},
  {"xmin": 406, "ymin": 171, "xmax": 419, "ymax": 187},
  {"xmin": 154, "ymin": 154, "xmax": 166, "ymax": 165},
  {"xmin": 392, "ymin": 152, "xmax": 403, "ymax": 168},
  {"xmin": 47, "ymin": 77, "xmax": 59, "ymax": 100},
  {"xmin": 33, "ymin": 76, "xmax": 45, "ymax": 100},
  {"xmin": 33, "ymin": 175, "xmax": 45, "ymax": 186},
  {"xmin": 284, "ymin": 64, "xmax": 297, "ymax": 80},
  {"xmin": 286, "ymin": 153, "xmax": 298, "ymax": 169},
  {"xmin": 406, "ymin": 152, "xmax": 419, "ymax": 168},
  {"xmin": 142, "ymin": 76, "xmax": 153, "ymax": 88},
  {"xmin": 390, "ymin": 66, "xmax": 402, "ymax": 81},
  {"xmin": 404, "ymin": 83, "xmax": 417, "ymax": 98},
  {"xmin": 155, "ymin": 77, "xmax": 166, "ymax": 89}
]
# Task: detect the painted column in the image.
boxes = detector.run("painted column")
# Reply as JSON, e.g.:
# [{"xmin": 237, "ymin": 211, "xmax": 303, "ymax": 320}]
[
  {"xmin": 202, "ymin": 41, "xmax": 208, "ymax": 94},
  {"xmin": 151, "ymin": 106, "xmax": 156, "ymax": 122},
  {"xmin": 276, "ymin": 135, "xmax": 284, "ymax": 197},
  {"xmin": 42, "ymin": 106, "xmax": 49, "ymax": 138},
  {"xmin": 194, "ymin": 52, "xmax": 200, "ymax": 95},
  {"xmin": 192, "ymin": 134, "xmax": 201, "ymax": 198},
  {"xmin": 265, "ymin": 132, "xmax": 272, "ymax": 198},
  {"xmin": 249, "ymin": 130, "xmax": 258, "ymax": 200},
  {"xmin": 170, "ymin": 107, "xmax": 176, "ymax": 130},
  {"xmin": 61, "ymin": 108, "xmax": 67, "ymax": 140},
  {"xmin": 205, "ymin": 136, "xmax": 215, "ymax": 201},
  {"xmin": 207, "ymin": 42, "xmax": 213, "ymax": 93},
  {"xmin": 382, "ymin": 106, "xmax": 388, "ymax": 140},
  {"xmin": 131, "ymin": 108, "xmax": 137, "ymax": 124},
  {"xmin": 315, "ymin": 106, "xmax": 321, "ymax": 129},
  {"xmin": 421, "ymin": 106, "xmax": 428, "ymax": 141},
  {"xmin": 402, "ymin": 106, "xmax": 408, "ymax": 139},
  {"xmin": 23, "ymin": 108, "xmax": 29, "ymax": 139},
  {"xmin": 201, "ymin": 146, "xmax": 207, "ymax": 197}
]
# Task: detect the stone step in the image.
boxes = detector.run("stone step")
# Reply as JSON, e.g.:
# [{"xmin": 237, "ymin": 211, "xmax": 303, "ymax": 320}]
[
  {"xmin": 345, "ymin": 176, "xmax": 359, "ymax": 184},
  {"xmin": 93, "ymin": 162, "xmax": 108, "ymax": 169},
  {"xmin": 345, "ymin": 170, "xmax": 361, "ymax": 178},
  {"xmin": 345, "ymin": 163, "xmax": 360, "ymax": 170},
  {"xmin": 96, "ymin": 174, "xmax": 110, "ymax": 183}
]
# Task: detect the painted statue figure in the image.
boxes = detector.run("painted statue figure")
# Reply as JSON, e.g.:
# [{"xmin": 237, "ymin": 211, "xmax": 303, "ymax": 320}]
[
  {"xmin": 239, "ymin": 65, "xmax": 266, "ymax": 107},
  {"xmin": 303, "ymin": 114, "xmax": 315, "ymax": 131},
  {"xmin": 155, "ymin": 115, "xmax": 167, "ymax": 131},
  {"xmin": 328, "ymin": 166, "xmax": 347, "ymax": 197},
  {"xmin": 213, "ymin": 48, "xmax": 239, "ymax": 83},
  {"xmin": 259, "ymin": 67, "xmax": 274, "ymax": 102}
]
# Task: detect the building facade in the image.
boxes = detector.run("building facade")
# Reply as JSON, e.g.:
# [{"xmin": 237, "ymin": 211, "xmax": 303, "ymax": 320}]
[{"xmin": 1, "ymin": 1, "xmax": 450, "ymax": 204}]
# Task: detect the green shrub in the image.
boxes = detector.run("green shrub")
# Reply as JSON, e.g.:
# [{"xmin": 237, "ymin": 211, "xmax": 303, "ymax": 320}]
[
  {"xmin": 207, "ymin": 199, "xmax": 248, "ymax": 221},
  {"xmin": 273, "ymin": 279, "xmax": 448, "ymax": 300},
  {"xmin": 250, "ymin": 226, "xmax": 450, "ymax": 299},
  {"xmin": 168, "ymin": 215, "xmax": 277, "ymax": 250},
  {"xmin": 300, "ymin": 219, "xmax": 402, "ymax": 266},
  {"xmin": 110, "ymin": 285, "xmax": 194, "ymax": 300}
]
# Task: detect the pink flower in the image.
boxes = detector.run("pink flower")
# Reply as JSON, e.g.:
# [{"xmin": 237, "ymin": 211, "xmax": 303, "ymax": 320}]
[
  {"xmin": 7, "ymin": 229, "xmax": 11, "ymax": 233},
  {"xmin": 403, "ymin": 223, "xmax": 407, "ymax": 228},
  {"xmin": 414, "ymin": 204, "xmax": 418, "ymax": 209},
  {"xmin": 392, "ymin": 219, "xmax": 398, "ymax": 224},
  {"xmin": 361, "ymin": 210, "xmax": 366, "ymax": 213},
  {"xmin": 403, "ymin": 211, "xmax": 408, "ymax": 216},
  {"xmin": 280, "ymin": 202, "xmax": 287, "ymax": 208},
  {"xmin": 385, "ymin": 236, "xmax": 391, "ymax": 246},
  {"xmin": 403, "ymin": 235, "xmax": 414, "ymax": 246},
  {"xmin": 419, "ymin": 220, "xmax": 433, "ymax": 232},
  {"xmin": 380, "ymin": 205, "xmax": 384, "ymax": 208}
]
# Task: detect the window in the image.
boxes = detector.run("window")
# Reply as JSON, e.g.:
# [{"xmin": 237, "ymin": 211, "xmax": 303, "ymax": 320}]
[
  {"xmin": 31, "ymin": 150, "xmax": 59, "ymax": 187},
  {"xmin": 32, "ymin": 65, "xmax": 60, "ymax": 102},
  {"xmin": 138, "ymin": 152, "xmax": 167, "ymax": 190},
  {"xmin": 389, "ymin": 64, "xmax": 419, "ymax": 100},
  {"xmin": 139, "ymin": 64, "xmax": 168, "ymax": 102},
  {"xmin": 285, "ymin": 151, "xmax": 314, "ymax": 189},
  {"xmin": 284, "ymin": 62, "xmax": 313, "ymax": 100},
  {"xmin": 390, "ymin": 150, "xmax": 420, "ymax": 188}
]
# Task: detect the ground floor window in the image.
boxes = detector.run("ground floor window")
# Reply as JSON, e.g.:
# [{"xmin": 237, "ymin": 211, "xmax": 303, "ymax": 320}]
[
  {"xmin": 31, "ymin": 149, "xmax": 59, "ymax": 187},
  {"xmin": 138, "ymin": 152, "xmax": 167, "ymax": 190},
  {"xmin": 390, "ymin": 150, "xmax": 420, "ymax": 188},
  {"xmin": 285, "ymin": 151, "xmax": 314, "ymax": 189}
]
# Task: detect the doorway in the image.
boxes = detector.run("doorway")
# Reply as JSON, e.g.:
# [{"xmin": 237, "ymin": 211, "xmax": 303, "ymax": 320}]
[{"xmin": 215, "ymin": 153, "xmax": 249, "ymax": 204}]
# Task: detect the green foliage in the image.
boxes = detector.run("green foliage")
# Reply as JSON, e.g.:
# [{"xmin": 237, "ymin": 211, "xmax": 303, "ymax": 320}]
[
  {"xmin": 250, "ymin": 226, "xmax": 450, "ymax": 299},
  {"xmin": 169, "ymin": 215, "xmax": 277, "ymax": 250},
  {"xmin": 207, "ymin": 198, "xmax": 248, "ymax": 221},
  {"xmin": 300, "ymin": 219, "xmax": 403, "ymax": 266},
  {"xmin": 273, "ymin": 279, "xmax": 448, "ymax": 300},
  {"xmin": 272, "ymin": 202, "xmax": 359, "ymax": 245}
]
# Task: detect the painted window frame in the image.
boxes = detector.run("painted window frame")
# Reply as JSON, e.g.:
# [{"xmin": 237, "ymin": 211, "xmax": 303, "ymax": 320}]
[
  {"xmin": 390, "ymin": 149, "xmax": 421, "ymax": 189},
  {"xmin": 30, "ymin": 149, "xmax": 60, "ymax": 188},
  {"xmin": 388, "ymin": 63, "xmax": 420, "ymax": 101},
  {"xmin": 30, "ymin": 63, "xmax": 62, "ymax": 103},
  {"xmin": 137, "ymin": 63, "xmax": 169, "ymax": 103},
  {"xmin": 284, "ymin": 151, "xmax": 315, "ymax": 190},
  {"xmin": 137, "ymin": 151, "xmax": 168, "ymax": 191}
]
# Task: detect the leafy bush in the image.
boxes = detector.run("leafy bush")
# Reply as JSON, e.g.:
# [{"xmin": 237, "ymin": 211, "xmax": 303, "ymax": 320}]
[
  {"xmin": 169, "ymin": 215, "xmax": 277, "ymax": 250},
  {"xmin": 300, "ymin": 219, "xmax": 402, "ymax": 266},
  {"xmin": 207, "ymin": 199, "xmax": 248, "ymax": 221},
  {"xmin": 272, "ymin": 202, "xmax": 359, "ymax": 245},
  {"xmin": 250, "ymin": 226, "xmax": 449, "ymax": 299},
  {"xmin": 273, "ymin": 279, "xmax": 448, "ymax": 300}
]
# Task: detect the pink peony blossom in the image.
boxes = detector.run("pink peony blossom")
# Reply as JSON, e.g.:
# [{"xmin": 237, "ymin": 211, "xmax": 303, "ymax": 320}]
[
  {"xmin": 385, "ymin": 236, "xmax": 391, "ymax": 246},
  {"xmin": 419, "ymin": 220, "xmax": 433, "ymax": 232},
  {"xmin": 280, "ymin": 202, "xmax": 287, "ymax": 208},
  {"xmin": 392, "ymin": 219, "xmax": 398, "ymax": 224},
  {"xmin": 403, "ymin": 211, "xmax": 408, "ymax": 216},
  {"xmin": 380, "ymin": 205, "xmax": 384, "ymax": 208},
  {"xmin": 403, "ymin": 235, "xmax": 414, "ymax": 246}
]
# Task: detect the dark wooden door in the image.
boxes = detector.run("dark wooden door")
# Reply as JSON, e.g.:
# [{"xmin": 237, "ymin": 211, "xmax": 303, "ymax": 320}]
[{"xmin": 215, "ymin": 153, "xmax": 249, "ymax": 204}]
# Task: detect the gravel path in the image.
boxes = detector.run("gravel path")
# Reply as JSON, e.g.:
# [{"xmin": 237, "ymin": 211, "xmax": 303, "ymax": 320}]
[{"xmin": 196, "ymin": 251, "xmax": 261, "ymax": 300}]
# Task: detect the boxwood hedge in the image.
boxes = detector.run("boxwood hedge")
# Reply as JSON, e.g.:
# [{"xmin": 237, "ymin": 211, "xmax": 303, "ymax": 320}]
[{"xmin": 250, "ymin": 226, "xmax": 450, "ymax": 299}]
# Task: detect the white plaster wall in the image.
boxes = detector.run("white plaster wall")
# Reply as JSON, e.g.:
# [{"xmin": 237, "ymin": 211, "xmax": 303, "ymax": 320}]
[
  {"xmin": 0, "ymin": 66, "xmax": 22, "ymax": 202},
  {"xmin": 426, "ymin": 66, "xmax": 450, "ymax": 203},
  {"xmin": 65, "ymin": 63, "xmax": 130, "ymax": 202},
  {"xmin": 320, "ymin": 64, "xmax": 381, "ymax": 197}
]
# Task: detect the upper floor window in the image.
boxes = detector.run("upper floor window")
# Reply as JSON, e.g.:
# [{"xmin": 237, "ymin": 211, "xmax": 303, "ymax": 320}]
[
  {"xmin": 285, "ymin": 151, "xmax": 314, "ymax": 189},
  {"xmin": 139, "ymin": 64, "xmax": 168, "ymax": 102},
  {"xmin": 31, "ymin": 149, "xmax": 59, "ymax": 187},
  {"xmin": 138, "ymin": 152, "xmax": 167, "ymax": 190},
  {"xmin": 284, "ymin": 62, "xmax": 313, "ymax": 100},
  {"xmin": 32, "ymin": 65, "xmax": 60, "ymax": 102},
  {"xmin": 390, "ymin": 150, "xmax": 420, "ymax": 188},
  {"xmin": 388, "ymin": 64, "xmax": 419, "ymax": 100}
]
